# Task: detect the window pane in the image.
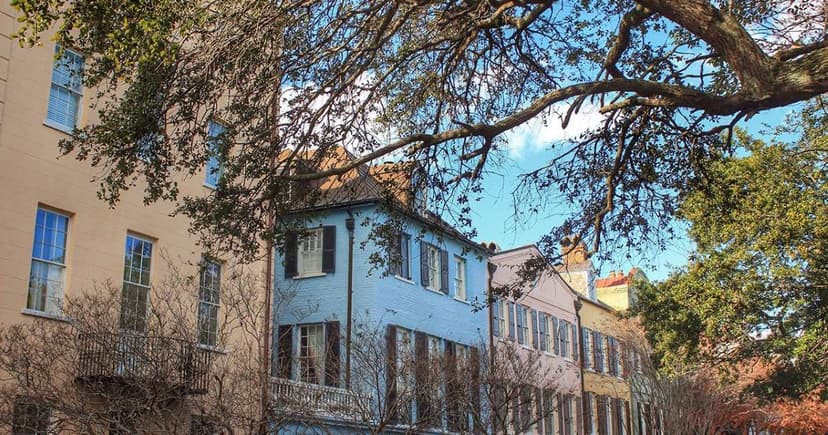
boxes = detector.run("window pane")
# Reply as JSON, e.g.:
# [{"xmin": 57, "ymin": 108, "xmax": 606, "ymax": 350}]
[
  {"xmin": 28, "ymin": 209, "xmax": 68, "ymax": 313},
  {"xmin": 47, "ymin": 47, "xmax": 83, "ymax": 129},
  {"xmin": 121, "ymin": 236, "xmax": 152, "ymax": 332}
]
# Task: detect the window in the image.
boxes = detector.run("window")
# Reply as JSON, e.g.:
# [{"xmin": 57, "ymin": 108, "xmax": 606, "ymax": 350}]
[
  {"xmin": 542, "ymin": 389, "xmax": 555, "ymax": 435},
  {"xmin": 425, "ymin": 244, "xmax": 440, "ymax": 290},
  {"xmin": 298, "ymin": 228, "xmax": 323, "ymax": 276},
  {"xmin": 562, "ymin": 394, "xmax": 574, "ymax": 435},
  {"xmin": 492, "ymin": 299, "xmax": 505, "ymax": 337},
  {"xmin": 594, "ymin": 332, "xmax": 605, "ymax": 373},
  {"xmin": 121, "ymin": 235, "xmax": 153, "ymax": 332},
  {"xmin": 560, "ymin": 321, "xmax": 571, "ymax": 359},
  {"xmin": 392, "ymin": 232, "xmax": 411, "ymax": 279},
  {"xmin": 46, "ymin": 46, "xmax": 84, "ymax": 131},
  {"xmin": 285, "ymin": 226, "xmax": 335, "ymax": 278},
  {"xmin": 583, "ymin": 328, "xmax": 593, "ymax": 370},
  {"xmin": 454, "ymin": 256, "xmax": 466, "ymax": 300},
  {"xmin": 299, "ymin": 324, "xmax": 325, "ymax": 384},
  {"xmin": 27, "ymin": 208, "xmax": 69, "ymax": 314},
  {"xmin": 12, "ymin": 399, "xmax": 50, "ymax": 434},
  {"xmin": 540, "ymin": 313, "xmax": 551, "ymax": 352},
  {"xmin": 516, "ymin": 305, "xmax": 528, "ymax": 345},
  {"xmin": 204, "ymin": 120, "xmax": 226, "ymax": 188},
  {"xmin": 614, "ymin": 340, "xmax": 624, "ymax": 377},
  {"xmin": 198, "ymin": 259, "xmax": 221, "ymax": 347}
]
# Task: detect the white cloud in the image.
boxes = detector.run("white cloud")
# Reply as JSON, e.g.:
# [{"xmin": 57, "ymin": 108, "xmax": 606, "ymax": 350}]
[{"xmin": 502, "ymin": 102, "xmax": 604, "ymax": 158}]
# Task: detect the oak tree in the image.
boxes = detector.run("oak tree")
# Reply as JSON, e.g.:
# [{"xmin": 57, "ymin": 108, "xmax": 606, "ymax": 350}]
[{"xmin": 10, "ymin": 0, "xmax": 828, "ymax": 262}]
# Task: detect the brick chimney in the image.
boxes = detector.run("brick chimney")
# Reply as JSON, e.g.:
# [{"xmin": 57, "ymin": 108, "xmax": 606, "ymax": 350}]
[{"xmin": 561, "ymin": 235, "xmax": 589, "ymax": 266}]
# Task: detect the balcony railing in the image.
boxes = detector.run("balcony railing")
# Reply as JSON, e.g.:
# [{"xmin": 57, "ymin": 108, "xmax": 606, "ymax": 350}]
[
  {"xmin": 77, "ymin": 332, "xmax": 211, "ymax": 395},
  {"xmin": 271, "ymin": 377, "xmax": 369, "ymax": 420}
]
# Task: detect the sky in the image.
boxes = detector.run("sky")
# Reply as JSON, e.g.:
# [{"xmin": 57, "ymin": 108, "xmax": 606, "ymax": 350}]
[{"xmin": 465, "ymin": 106, "xmax": 794, "ymax": 283}]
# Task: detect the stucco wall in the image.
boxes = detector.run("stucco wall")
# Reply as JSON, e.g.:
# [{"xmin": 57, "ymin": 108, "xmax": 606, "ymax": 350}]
[
  {"xmin": 490, "ymin": 247, "xmax": 582, "ymax": 396},
  {"xmin": 274, "ymin": 205, "xmax": 491, "ymax": 361}
]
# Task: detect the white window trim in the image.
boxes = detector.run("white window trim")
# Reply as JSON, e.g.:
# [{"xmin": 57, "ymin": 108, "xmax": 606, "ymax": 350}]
[
  {"xmin": 453, "ymin": 255, "xmax": 466, "ymax": 301},
  {"xmin": 296, "ymin": 228, "xmax": 324, "ymax": 278}
]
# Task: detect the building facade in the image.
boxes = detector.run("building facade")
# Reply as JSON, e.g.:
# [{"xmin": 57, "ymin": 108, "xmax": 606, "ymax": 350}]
[
  {"xmin": 0, "ymin": 11, "xmax": 269, "ymax": 432},
  {"xmin": 489, "ymin": 245, "xmax": 583, "ymax": 435},
  {"xmin": 271, "ymin": 157, "xmax": 491, "ymax": 433}
]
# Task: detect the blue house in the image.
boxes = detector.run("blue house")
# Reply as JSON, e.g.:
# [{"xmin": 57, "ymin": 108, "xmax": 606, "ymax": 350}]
[{"xmin": 271, "ymin": 148, "xmax": 491, "ymax": 433}]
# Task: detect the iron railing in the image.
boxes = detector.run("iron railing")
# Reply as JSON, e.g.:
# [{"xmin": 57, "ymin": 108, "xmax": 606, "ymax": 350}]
[{"xmin": 77, "ymin": 332, "xmax": 211, "ymax": 394}]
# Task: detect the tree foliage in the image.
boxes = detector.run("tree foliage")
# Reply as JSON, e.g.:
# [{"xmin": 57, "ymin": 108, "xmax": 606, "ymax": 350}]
[
  {"xmin": 634, "ymin": 105, "xmax": 828, "ymax": 399},
  {"xmin": 10, "ymin": 0, "xmax": 828, "ymax": 262}
]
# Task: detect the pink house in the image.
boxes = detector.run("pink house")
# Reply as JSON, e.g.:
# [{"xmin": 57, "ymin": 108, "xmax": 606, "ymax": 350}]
[{"xmin": 490, "ymin": 245, "xmax": 584, "ymax": 435}]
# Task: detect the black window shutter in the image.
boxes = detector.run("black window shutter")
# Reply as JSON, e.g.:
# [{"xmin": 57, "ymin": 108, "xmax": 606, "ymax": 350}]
[
  {"xmin": 401, "ymin": 234, "xmax": 410, "ymax": 279},
  {"xmin": 572, "ymin": 324, "xmax": 579, "ymax": 361},
  {"xmin": 284, "ymin": 232, "xmax": 298, "ymax": 278},
  {"xmin": 324, "ymin": 321, "xmax": 340, "ymax": 387},
  {"xmin": 414, "ymin": 331, "xmax": 431, "ymax": 424},
  {"xmin": 583, "ymin": 393, "xmax": 593, "ymax": 435},
  {"xmin": 508, "ymin": 302, "xmax": 516, "ymax": 341},
  {"xmin": 420, "ymin": 242, "xmax": 429, "ymax": 287},
  {"xmin": 322, "ymin": 225, "xmax": 336, "ymax": 273},
  {"xmin": 576, "ymin": 395, "xmax": 583, "ymax": 435},
  {"xmin": 469, "ymin": 346, "xmax": 481, "ymax": 422},
  {"xmin": 440, "ymin": 249, "xmax": 449, "ymax": 294},
  {"xmin": 593, "ymin": 331, "xmax": 601, "ymax": 371},
  {"xmin": 557, "ymin": 393, "xmax": 564, "ymax": 435},
  {"xmin": 444, "ymin": 341, "xmax": 460, "ymax": 432},
  {"xmin": 385, "ymin": 325, "xmax": 398, "ymax": 420},
  {"xmin": 277, "ymin": 325, "xmax": 293, "ymax": 379}
]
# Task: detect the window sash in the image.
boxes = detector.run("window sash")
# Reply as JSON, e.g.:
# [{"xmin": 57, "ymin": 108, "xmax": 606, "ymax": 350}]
[
  {"xmin": 121, "ymin": 235, "xmax": 152, "ymax": 332},
  {"xmin": 28, "ymin": 208, "xmax": 69, "ymax": 313},
  {"xmin": 47, "ymin": 47, "xmax": 83, "ymax": 129},
  {"xmin": 198, "ymin": 259, "xmax": 221, "ymax": 346},
  {"xmin": 454, "ymin": 256, "xmax": 466, "ymax": 300},
  {"xmin": 299, "ymin": 324, "xmax": 325, "ymax": 384},
  {"xmin": 298, "ymin": 228, "xmax": 323, "ymax": 275},
  {"xmin": 204, "ymin": 120, "xmax": 226, "ymax": 187},
  {"xmin": 426, "ymin": 245, "xmax": 440, "ymax": 290},
  {"xmin": 516, "ymin": 305, "xmax": 527, "ymax": 345}
]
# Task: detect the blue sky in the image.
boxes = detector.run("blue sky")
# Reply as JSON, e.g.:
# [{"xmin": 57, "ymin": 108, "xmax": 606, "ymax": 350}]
[{"xmin": 467, "ymin": 106, "xmax": 794, "ymax": 282}]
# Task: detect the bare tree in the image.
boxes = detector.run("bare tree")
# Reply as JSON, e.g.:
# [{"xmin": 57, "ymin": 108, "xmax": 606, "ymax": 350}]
[
  {"xmin": 0, "ymin": 255, "xmax": 300, "ymax": 434},
  {"xmin": 617, "ymin": 319, "xmax": 766, "ymax": 435}
]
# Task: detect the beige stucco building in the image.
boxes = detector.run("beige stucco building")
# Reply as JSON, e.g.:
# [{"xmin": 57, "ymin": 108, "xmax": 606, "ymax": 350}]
[{"xmin": 0, "ymin": 6, "xmax": 270, "ymax": 432}]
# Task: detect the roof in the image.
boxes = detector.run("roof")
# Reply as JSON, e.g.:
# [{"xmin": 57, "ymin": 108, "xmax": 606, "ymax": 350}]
[
  {"xmin": 282, "ymin": 146, "xmax": 490, "ymax": 253},
  {"xmin": 595, "ymin": 267, "xmax": 645, "ymax": 288}
]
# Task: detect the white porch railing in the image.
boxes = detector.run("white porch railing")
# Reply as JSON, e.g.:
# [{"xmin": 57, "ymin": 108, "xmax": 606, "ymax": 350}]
[{"xmin": 270, "ymin": 377, "xmax": 369, "ymax": 420}]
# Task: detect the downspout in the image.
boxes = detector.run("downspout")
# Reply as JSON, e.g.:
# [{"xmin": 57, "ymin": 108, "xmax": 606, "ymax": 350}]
[
  {"xmin": 345, "ymin": 211, "xmax": 355, "ymax": 389},
  {"xmin": 575, "ymin": 297, "xmax": 586, "ymax": 426},
  {"xmin": 486, "ymin": 261, "xmax": 498, "ymax": 368}
]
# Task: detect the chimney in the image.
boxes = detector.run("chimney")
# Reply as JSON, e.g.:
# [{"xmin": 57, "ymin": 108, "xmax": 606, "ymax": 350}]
[{"xmin": 561, "ymin": 235, "xmax": 589, "ymax": 266}]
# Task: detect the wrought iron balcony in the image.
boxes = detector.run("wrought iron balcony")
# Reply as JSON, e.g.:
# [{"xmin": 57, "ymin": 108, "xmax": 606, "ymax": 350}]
[
  {"xmin": 271, "ymin": 377, "xmax": 369, "ymax": 420},
  {"xmin": 77, "ymin": 332, "xmax": 211, "ymax": 395}
]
